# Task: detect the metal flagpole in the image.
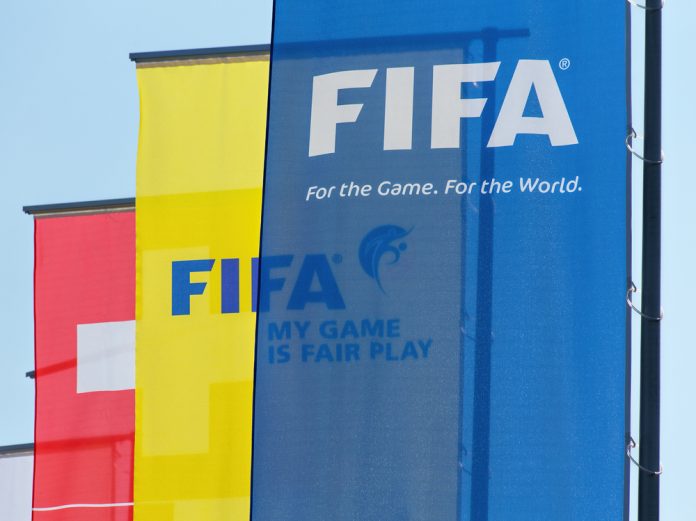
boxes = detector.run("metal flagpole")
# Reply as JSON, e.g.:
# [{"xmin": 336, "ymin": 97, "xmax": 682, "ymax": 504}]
[{"xmin": 638, "ymin": 0, "xmax": 663, "ymax": 520}]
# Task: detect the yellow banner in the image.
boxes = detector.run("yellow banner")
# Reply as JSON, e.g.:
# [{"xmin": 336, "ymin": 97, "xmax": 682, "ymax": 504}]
[{"xmin": 135, "ymin": 53, "xmax": 268, "ymax": 521}]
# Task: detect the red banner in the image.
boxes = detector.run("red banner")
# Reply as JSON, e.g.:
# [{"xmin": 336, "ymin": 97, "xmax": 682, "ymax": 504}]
[{"xmin": 33, "ymin": 211, "xmax": 134, "ymax": 521}]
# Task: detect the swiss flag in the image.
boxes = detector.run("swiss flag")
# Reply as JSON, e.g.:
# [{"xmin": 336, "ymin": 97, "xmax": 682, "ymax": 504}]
[{"xmin": 33, "ymin": 211, "xmax": 134, "ymax": 521}]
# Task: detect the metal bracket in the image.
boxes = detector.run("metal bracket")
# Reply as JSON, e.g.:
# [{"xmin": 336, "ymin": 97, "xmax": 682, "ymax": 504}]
[
  {"xmin": 627, "ymin": 282, "xmax": 663, "ymax": 321},
  {"xmin": 627, "ymin": 0, "xmax": 665, "ymax": 10},
  {"xmin": 626, "ymin": 129, "xmax": 664, "ymax": 164},
  {"xmin": 627, "ymin": 437, "xmax": 663, "ymax": 476}
]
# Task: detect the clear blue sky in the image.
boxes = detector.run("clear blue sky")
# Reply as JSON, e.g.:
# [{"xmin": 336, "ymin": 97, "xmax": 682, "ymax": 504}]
[{"xmin": 0, "ymin": 2, "xmax": 693, "ymax": 519}]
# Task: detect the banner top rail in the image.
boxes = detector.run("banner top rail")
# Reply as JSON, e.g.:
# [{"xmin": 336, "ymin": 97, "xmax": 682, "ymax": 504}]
[
  {"xmin": 129, "ymin": 44, "xmax": 270, "ymax": 63},
  {"xmin": 23, "ymin": 198, "xmax": 135, "ymax": 217},
  {"xmin": 0, "ymin": 443, "xmax": 33, "ymax": 457}
]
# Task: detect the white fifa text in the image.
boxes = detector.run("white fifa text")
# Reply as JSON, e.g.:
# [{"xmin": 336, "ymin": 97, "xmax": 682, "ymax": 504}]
[{"xmin": 308, "ymin": 60, "xmax": 578, "ymax": 157}]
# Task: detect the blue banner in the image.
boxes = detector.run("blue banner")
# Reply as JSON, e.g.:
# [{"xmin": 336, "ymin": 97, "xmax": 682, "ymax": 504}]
[{"xmin": 252, "ymin": 2, "xmax": 629, "ymax": 520}]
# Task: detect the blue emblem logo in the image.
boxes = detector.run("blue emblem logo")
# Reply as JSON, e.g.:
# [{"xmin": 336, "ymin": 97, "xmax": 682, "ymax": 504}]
[{"xmin": 359, "ymin": 225, "xmax": 412, "ymax": 293}]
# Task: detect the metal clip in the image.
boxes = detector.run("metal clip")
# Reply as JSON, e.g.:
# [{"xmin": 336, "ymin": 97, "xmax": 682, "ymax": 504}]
[
  {"xmin": 626, "ymin": 128, "xmax": 664, "ymax": 164},
  {"xmin": 627, "ymin": 0, "xmax": 665, "ymax": 10},
  {"xmin": 627, "ymin": 437, "xmax": 663, "ymax": 476},
  {"xmin": 627, "ymin": 282, "xmax": 663, "ymax": 321}
]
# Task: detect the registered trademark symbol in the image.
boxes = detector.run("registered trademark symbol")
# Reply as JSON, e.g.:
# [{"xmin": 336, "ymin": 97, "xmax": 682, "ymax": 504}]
[{"xmin": 559, "ymin": 58, "xmax": 571, "ymax": 70}]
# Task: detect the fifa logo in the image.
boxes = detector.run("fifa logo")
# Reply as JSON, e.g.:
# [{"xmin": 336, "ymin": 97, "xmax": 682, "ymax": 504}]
[
  {"xmin": 308, "ymin": 60, "xmax": 577, "ymax": 156},
  {"xmin": 171, "ymin": 255, "xmax": 345, "ymax": 315},
  {"xmin": 171, "ymin": 225, "xmax": 412, "ymax": 315}
]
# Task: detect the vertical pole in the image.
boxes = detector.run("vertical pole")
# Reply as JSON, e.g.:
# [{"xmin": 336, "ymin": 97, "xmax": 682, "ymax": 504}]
[{"xmin": 638, "ymin": 0, "xmax": 662, "ymax": 520}]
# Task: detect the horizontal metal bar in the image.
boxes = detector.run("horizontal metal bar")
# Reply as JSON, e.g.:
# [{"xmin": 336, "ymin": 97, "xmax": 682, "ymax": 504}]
[
  {"xmin": 129, "ymin": 43, "xmax": 270, "ymax": 62},
  {"xmin": 23, "ymin": 198, "xmax": 134, "ymax": 216},
  {"xmin": 0, "ymin": 443, "xmax": 34, "ymax": 456}
]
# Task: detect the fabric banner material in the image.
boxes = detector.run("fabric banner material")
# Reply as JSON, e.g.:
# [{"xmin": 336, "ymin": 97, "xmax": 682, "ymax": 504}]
[
  {"xmin": 0, "ymin": 450, "xmax": 34, "ymax": 521},
  {"xmin": 135, "ymin": 53, "xmax": 268, "ymax": 520},
  {"xmin": 252, "ymin": 3, "xmax": 629, "ymax": 520},
  {"xmin": 33, "ymin": 212, "xmax": 135, "ymax": 521}
]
